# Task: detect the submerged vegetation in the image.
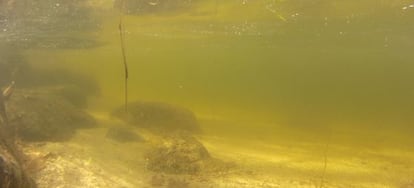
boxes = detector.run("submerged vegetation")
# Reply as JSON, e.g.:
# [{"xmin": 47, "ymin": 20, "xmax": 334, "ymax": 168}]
[{"xmin": 117, "ymin": 0, "xmax": 129, "ymax": 113}]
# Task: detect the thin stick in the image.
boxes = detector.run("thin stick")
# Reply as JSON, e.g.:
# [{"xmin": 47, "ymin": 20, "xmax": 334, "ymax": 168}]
[
  {"xmin": 214, "ymin": 0, "xmax": 219, "ymax": 16},
  {"xmin": 319, "ymin": 142, "xmax": 329, "ymax": 188},
  {"xmin": 318, "ymin": 128, "xmax": 332, "ymax": 188},
  {"xmin": 118, "ymin": 0, "xmax": 129, "ymax": 113}
]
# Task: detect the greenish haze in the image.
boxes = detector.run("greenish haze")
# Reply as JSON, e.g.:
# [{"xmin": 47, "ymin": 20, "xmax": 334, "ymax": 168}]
[
  {"xmin": 4, "ymin": 1, "xmax": 414, "ymax": 186},
  {"xmin": 25, "ymin": 0, "xmax": 413, "ymax": 143}
]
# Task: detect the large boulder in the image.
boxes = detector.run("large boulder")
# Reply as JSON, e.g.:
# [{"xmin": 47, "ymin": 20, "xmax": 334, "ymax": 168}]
[
  {"xmin": 145, "ymin": 131, "xmax": 210, "ymax": 174},
  {"xmin": 112, "ymin": 101, "xmax": 200, "ymax": 133},
  {"xmin": 7, "ymin": 89, "xmax": 95, "ymax": 142}
]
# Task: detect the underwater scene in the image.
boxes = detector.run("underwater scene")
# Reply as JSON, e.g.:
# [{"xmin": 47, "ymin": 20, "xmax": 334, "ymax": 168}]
[{"xmin": 1, "ymin": 0, "xmax": 414, "ymax": 187}]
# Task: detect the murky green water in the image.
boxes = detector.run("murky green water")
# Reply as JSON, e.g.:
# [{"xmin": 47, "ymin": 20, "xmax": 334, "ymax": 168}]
[{"xmin": 2, "ymin": 0, "xmax": 414, "ymax": 187}]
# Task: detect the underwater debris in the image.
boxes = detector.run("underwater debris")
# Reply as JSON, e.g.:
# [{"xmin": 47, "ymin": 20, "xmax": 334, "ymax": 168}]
[
  {"xmin": 0, "ymin": 81, "xmax": 15, "ymax": 126},
  {"xmin": 0, "ymin": 144, "xmax": 37, "ymax": 188},
  {"xmin": 0, "ymin": 95, "xmax": 6, "ymax": 126},
  {"xmin": 112, "ymin": 101, "xmax": 201, "ymax": 133},
  {"xmin": 118, "ymin": 0, "xmax": 129, "ymax": 113},
  {"xmin": 2, "ymin": 81, "xmax": 15, "ymax": 100},
  {"xmin": 0, "ymin": 82, "xmax": 36, "ymax": 188}
]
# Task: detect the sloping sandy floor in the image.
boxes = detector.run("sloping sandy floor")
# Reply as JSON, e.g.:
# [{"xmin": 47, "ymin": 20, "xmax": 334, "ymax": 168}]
[{"xmin": 23, "ymin": 116, "xmax": 414, "ymax": 188}]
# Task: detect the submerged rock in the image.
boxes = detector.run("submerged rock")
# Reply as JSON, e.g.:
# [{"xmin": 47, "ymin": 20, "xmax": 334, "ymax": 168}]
[
  {"xmin": 105, "ymin": 126, "xmax": 144, "ymax": 143},
  {"xmin": 7, "ymin": 89, "xmax": 95, "ymax": 142},
  {"xmin": 112, "ymin": 101, "xmax": 200, "ymax": 133},
  {"xmin": 20, "ymin": 69, "xmax": 101, "ymax": 108},
  {"xmin": 145, "ymin": 131, "xmax": 210, "ymax": 174},
  {"xmin": 0, "ymin": 47, "xmax": 100, "ymax": 109}
]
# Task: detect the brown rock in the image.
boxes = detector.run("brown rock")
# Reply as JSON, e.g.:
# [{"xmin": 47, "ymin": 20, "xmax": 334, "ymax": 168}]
[
  {"xmin": 7, "ymin": 89, "xmax": 95, "ymax": 142},
  {"xmin": 145, "ymin": 132, "xmax": 210, "ymax": 174}
]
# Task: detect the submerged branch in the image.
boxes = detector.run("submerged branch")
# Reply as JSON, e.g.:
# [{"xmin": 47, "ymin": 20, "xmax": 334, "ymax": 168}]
[
  {"xmin": 118, "ymin": 0, "xmax": 129, "ymax": 113},
  {"xmin": 0, "ymin": 81, "xmax": 22, "ymax": 163},
  {"xmin": 0, "ymin": 81, "xmax": 15, "ymax": 126}
]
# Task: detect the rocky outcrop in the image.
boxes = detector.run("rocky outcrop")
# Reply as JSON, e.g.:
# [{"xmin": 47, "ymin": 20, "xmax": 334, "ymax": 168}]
[{"xmin": 7, "ymin": 89, "xmax": 95, "ymax": 142}]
